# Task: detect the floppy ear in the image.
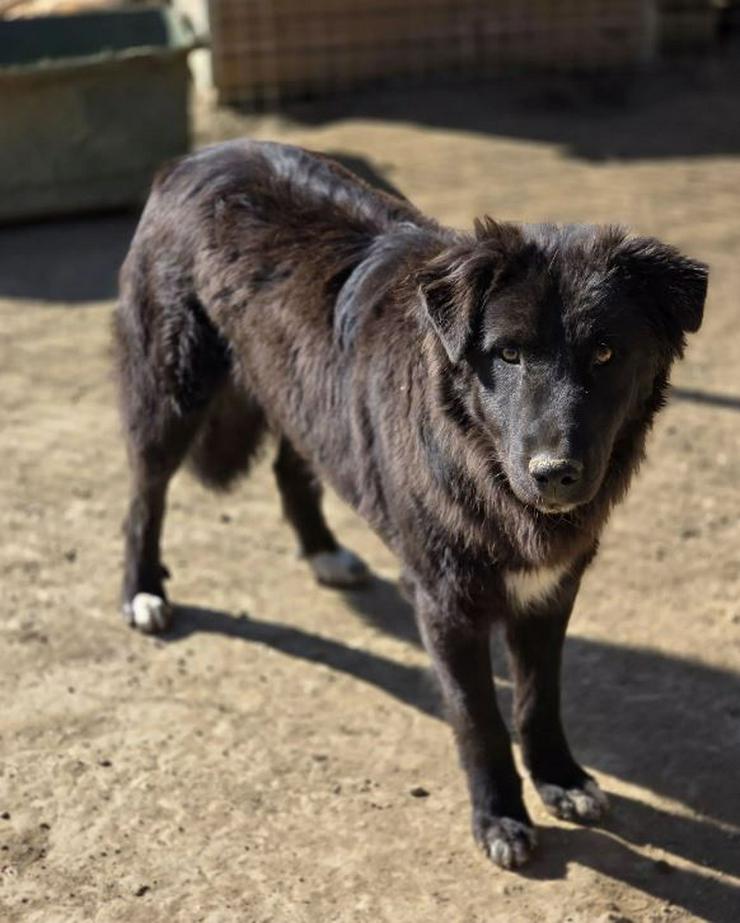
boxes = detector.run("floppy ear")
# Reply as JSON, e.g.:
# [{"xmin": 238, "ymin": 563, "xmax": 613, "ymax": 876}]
[
  {"xmin": 613, "ymin": 237, "xmax": 708, "ymax": 340},
  {"xmin": 417, "ymin": 219, "xmax": 521, "ymax": 364}
]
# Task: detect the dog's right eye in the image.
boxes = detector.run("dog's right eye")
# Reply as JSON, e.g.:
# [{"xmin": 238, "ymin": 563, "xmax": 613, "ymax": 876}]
[
  {"xmin": 500, "ymin": 346, "xmax": 521, "ymax": 364},
  {"xmin": 593, "ymin": 343, "xmax": 613, "ymax": 366}
]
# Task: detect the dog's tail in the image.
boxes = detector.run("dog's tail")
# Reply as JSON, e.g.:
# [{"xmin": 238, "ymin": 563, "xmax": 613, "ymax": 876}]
[{"xmin": 187, "ymin": 381, "xmax": 268, "ymax": 491}]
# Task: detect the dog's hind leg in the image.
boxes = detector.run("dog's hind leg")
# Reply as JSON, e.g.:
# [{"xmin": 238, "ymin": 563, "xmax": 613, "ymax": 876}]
[
  {"xmin": 121, "ymin": 413, "xmax": 202, "ymax": 633},
  {"xmin": 114, "ymin": 280, "xmax": 234, "ymax": 632},
  {"xmin": 120, "ymin": 379, "xmax": 267, "ymax": 633},
  {"xmin": 273, "ymin": 437, "xmax": 368, "ymax": 588}
]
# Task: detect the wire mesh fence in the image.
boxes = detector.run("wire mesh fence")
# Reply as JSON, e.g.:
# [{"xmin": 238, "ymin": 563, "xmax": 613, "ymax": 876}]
[{"xmin": 203, "ymin": 0, "xmax": 722, "ymax": 105}]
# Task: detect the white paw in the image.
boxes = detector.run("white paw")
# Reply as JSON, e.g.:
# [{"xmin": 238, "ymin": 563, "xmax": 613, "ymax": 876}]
[
  {"xmin": 123, "ymin": 593, "xmax": 172, "ymax": 634},
  {"xmin": 538, "ymin": 779, "xmax": 609, "ymax": 823},
  {"xmin": 481, "ymin": 818, "xmax": 537, "ymax": 870},
  {"xmin": 308, "ymin": 547, "xmax": 369, "ymax": 588}
]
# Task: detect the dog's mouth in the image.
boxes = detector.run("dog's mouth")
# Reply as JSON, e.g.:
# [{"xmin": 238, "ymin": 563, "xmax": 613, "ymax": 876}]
[
  {"xmin": 505, "ymin": 473, "xmax": 594, "ymax": 516},
  {"xmin": 533, "ymin": 499, "xmax": 579, "ymax": 515}
]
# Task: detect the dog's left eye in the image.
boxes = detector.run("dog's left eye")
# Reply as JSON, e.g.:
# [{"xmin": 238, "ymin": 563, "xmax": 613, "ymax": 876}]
[
  {"xmin": 501, "ymin": 346, "xmax": 521, "ymax": 364},
  {"xmin": 593, "ymin": 344, "xmax": 613, "ymax": 366}
]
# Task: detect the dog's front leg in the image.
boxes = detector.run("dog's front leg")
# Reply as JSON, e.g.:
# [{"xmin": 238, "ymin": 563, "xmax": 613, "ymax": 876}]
[
  {"xmin": 505, "ymin": 597, "xmax": 609, "ymax": 824},
  {"xmin": 416, "ymin": 590, "xmax": 536, "ymax": 869}
]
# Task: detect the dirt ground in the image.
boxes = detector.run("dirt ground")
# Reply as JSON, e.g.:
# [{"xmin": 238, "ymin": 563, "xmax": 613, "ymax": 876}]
[{"xmin": 1, "ymin": 64, "xmax": 739, "ymax": 923}]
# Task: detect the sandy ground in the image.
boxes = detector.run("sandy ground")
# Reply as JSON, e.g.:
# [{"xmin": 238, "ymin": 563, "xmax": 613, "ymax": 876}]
[{"xmin": 1, "ymin": 65, "xmax": 740, "ymax": 923}]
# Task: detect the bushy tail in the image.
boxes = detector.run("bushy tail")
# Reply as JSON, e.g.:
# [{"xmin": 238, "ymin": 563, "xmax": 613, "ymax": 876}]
[{"xmin": 187, "ymin": 382, "xmax": 268, "ymax": 491}]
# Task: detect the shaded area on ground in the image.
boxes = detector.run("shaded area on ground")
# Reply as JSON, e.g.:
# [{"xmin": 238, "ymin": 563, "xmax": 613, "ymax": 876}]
[
  {"xmin": 273, "ymin": 53, "xmax": 740, "ymax": 162},
  {"xmin": 0, "ymin": 211, "xmax": 139, "ymax": 303},
  {"xmin": 671, "ymin": 387, "xmax": 740, "ymax": 411}
]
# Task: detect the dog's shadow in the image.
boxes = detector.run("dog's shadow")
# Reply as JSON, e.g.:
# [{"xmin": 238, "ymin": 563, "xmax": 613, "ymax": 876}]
[{"xmin": 165, "ymin": 578, "xmax": 740, "ymax": 920}]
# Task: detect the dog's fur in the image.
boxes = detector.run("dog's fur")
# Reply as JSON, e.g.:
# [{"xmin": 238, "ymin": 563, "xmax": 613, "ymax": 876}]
[{"xmin": 114, "ymin": 140, "xmax": 707, "ymax": 869}]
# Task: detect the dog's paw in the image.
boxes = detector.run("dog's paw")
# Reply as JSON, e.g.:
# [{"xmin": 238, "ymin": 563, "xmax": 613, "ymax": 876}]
[
  {"xmin": 477, "ymin": 817, "xmax": 537, "ymax": 870},
  {"xmin": 308, "ymin": 547, "xmax": 369, "ymax": 588},
  {"xmin": 536, "ymin": 779, "xmax": 609, "ymax": 823},
  {"xmin": 122, "ymin": 593, "xmax": 172, "ymax": 634}
]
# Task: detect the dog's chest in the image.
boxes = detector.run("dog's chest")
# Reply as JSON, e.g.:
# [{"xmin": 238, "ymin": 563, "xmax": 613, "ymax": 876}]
[{"xmin": 503, "ymin": 562, "xmax": 571, "ymax": 611}]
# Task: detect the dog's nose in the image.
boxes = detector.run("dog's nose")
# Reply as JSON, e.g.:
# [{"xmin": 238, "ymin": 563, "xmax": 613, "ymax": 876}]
[{"xmin": 529, "ymin": 455, "xmax": 584, "ymax": 497}]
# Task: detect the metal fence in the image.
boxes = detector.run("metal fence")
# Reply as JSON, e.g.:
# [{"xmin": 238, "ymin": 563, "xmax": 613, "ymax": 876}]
[{"xmin": 197, "ymin": 0, "xmax": 721, "ymax": 105}]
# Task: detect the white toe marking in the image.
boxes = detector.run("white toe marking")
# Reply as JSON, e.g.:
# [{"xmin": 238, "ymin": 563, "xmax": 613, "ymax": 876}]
[
  {"xmin": 503, "ymin": 562, "xmax": 570, "ymax": 611},
  {"xmin": 581, "ymin": 779, "xmax": 610, "ymax": 811},
  {"xmin": 490, "ymin": 838, "xmax": 513, "ymax": 868},
  {"xmin": 131, "ymin": 593, "xmax": 170, "ymax": 632},
  {"xmin": 485, "ymin": 819, "xmax": 537, "ymax": 869},
  {"xmin": 539, "ymin": 780, "xmax": 609, "ymax": 821},
  {"xmin": 308, "ymin": 547, "xmax": 368, "ymax": 587}
]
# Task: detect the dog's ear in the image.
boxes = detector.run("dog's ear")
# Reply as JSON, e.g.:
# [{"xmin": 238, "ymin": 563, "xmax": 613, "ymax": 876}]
[
  {"xmin": 613, "ymin": 236, "xmax": 708, "ymax": 342},
  {"xmin": 418, "ymin": 219, "xmax": 521, "ymax": 364}
]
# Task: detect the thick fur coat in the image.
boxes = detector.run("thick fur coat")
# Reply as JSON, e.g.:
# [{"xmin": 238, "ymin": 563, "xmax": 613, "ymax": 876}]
[{"xmin": 114, "ymin": 140, "xmax": 707, "ymax": 868}]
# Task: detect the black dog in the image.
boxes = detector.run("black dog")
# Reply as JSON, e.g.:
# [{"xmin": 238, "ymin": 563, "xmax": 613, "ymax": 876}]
[{"xmin": 114, "ymin": 140, "xmax": 707, "ymax": 869}]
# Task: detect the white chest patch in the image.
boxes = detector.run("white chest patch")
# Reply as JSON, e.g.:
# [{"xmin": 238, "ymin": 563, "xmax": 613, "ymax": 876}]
[{"xmin": 503, "ymin": 562, "xmax": 571, "ymax": 611}]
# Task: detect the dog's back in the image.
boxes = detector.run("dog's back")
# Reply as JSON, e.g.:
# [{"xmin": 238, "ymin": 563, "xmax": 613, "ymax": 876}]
[
  {"xmin": 125, "ymin": 140, "xmax": 425, "ymax": 282},
  {"xmin": 115, "ymin": 141, "xmax": 444, "ymax": 505}
]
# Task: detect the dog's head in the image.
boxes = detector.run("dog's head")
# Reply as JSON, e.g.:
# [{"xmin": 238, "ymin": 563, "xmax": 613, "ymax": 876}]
[{"xmin": 418, "ymin": 220, "xmax": 707, "ymax": 514}]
